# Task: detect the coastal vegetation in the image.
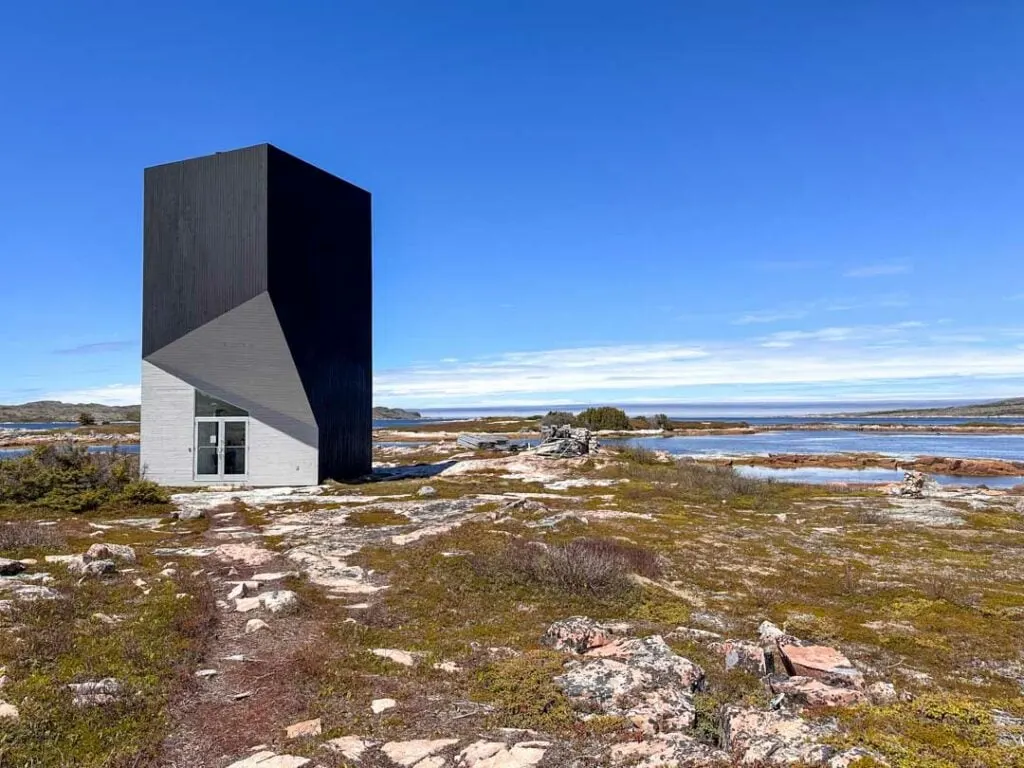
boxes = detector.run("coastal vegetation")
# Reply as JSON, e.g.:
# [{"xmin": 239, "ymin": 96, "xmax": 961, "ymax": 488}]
[{"xmin": 0, "ymin": 400, "xmax": 140, "ymax": 424}]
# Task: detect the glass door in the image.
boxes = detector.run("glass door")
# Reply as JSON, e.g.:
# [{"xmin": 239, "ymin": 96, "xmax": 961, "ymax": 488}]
[{"xmin": 194, "ymin": 418, "xmax": 248, "ymax": 481}]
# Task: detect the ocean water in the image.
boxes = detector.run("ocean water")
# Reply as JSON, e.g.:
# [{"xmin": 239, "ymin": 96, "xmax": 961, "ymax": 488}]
[
  {"xmin": 608, "ymin": 431, "xmax": 1024, "ymax": 462},
  {"xmin": 733, "ymin": 465, "xmax": 1024, "ymax": 488}
]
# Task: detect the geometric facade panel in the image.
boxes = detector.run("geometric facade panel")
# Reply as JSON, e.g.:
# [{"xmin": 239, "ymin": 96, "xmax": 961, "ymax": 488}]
[{"xmin": 146, "ymin": 291, "xmax": 317, "ymax": 448}]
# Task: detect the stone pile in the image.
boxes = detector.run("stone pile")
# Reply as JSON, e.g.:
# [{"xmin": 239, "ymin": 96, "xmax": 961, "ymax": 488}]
[
  {"xmin": 532, "ymin": 426, "xmax": 598, "ymax": 458},
  {"xmin": 541, "ymin": 617, "xmax": 889, "ymax": 767}
]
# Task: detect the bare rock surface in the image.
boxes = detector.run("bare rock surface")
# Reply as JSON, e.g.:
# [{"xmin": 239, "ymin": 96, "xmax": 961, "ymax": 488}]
[
  {"xmin": 225, "ymin": 752, "xmax": 310, "ymax": 768},
  {"xmin": 0, "ymin": 699, "xmax": 19, "ymax": 722},
  {"xmin": 610, "ymin": 732, "xmax": 729, "ymax": 767},
  {"xmin": 456, "ymin": 739, "xmax": 548, "ymax": 767},
  {"xmin": 284, "ymin": 717, "xmax": 321, "ymax": 740},
  {"xmin": 381, "ymin": 738, "xmax": 460, "ymax": 766},
  {"xmin": 768, "ymin": 675, "xmax": 867, "ymax": 708},
  {"xmin": 721, "ymin": 705, "xmax": 836, "ymax": 766},
  {"xmin": 68, "ymin": 677, "xmax": 122, "ymax": 707},
  {"xmin": 323, "ymin": 736, "xmax": 376, "ymax": 760},
  {"xmin": 778, "ymin": 644, "xmax": 864, "ymax": 689}
]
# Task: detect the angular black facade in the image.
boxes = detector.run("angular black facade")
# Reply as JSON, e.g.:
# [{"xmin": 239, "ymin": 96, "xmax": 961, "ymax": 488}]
[{"xmin": 142, "ymin": 144, "xmax": 372, "ymax": 481}]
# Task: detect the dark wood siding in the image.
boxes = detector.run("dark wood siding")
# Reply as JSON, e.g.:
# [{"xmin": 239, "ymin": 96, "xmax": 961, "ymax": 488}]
[
  {"xmin": 143, "ymin": 145, "xmax": 268, "ymax": 357},
  {"xmin": 267, "ymin": 146, "xmax": 372, "ymax": 480}
]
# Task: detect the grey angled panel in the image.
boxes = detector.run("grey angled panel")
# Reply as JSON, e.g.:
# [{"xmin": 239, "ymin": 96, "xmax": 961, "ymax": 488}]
[{"xmin": 145, "ymin": 292, "xmax": 317, "ymax": 448}]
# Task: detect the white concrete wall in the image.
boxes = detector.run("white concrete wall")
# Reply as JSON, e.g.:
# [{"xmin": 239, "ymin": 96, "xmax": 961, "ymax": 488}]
[
  {"xmin": 140, "ymin": 361, "xmax": 195, "ymax": 485},
  {"xmin": 141, "ymin": 360, "xmax": 319, "ymax": 487},
  {"xmin": 248, "ymin": 418, "xmax": 318, "ymax": 486}
]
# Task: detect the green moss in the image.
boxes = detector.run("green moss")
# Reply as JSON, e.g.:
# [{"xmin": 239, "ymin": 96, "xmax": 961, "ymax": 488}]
[{"xmin": 471, "ymin": 651, "xmax": 577, "ymax": 732}]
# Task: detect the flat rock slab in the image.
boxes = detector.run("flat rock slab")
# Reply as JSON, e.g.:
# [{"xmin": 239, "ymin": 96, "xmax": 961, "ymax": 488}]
[
  {"xmin": 284, "ymin": 717, "xmax": 321, "ymax": 740},
  {"xmin": 371, "ymin": 697, "xmax": 397, "ymax": 713},
  {"xmin": 769, "ymin": 675, "xmax": 867, "ymax": 708},
  {"xmin": 610, "ymin": 733, "xmax": 729, "ymax": 767},
  {"xmin": 226, "ymin": 752, "xmax": 310, "ymax": 768},
  {"xmin": 382, "ymin": 738, "xmax": 460, "ymax": 766},
  {"xmin": 779, "ymin": 644, "xmax": 864, "ymax": 689},
  {"xmin": 372, "ymin": 648, "xmax": 419, "ymax": 667},
  {"xmin": 324, "ymin": 736, "xmax": 376, "ymax": 760},
  {"xmin": 457, "ymin": 739, "xmax": 547, "ymax": 768}
]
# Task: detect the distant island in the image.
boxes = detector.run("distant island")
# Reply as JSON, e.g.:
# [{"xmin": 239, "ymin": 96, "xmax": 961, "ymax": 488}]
[
  {"xmin": 849, "ymin": 397, "xmax": 1024, "ymax": 418},
  {"xmin": 0, "ymin": 400, "xmax": 141, "ymax": 424},
  {"xmin": 1, "ymin": 400, "xmax": 422, "ymax": 424},
  {"xmin": 372, "ymin": 406, "xmax": 422, "ymax": 420}
]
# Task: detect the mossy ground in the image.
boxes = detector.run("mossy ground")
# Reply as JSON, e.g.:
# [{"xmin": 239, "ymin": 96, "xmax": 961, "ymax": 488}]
[{"xmin": 3, "ymin": 444, "xmax": 1024, "ymax": 766}]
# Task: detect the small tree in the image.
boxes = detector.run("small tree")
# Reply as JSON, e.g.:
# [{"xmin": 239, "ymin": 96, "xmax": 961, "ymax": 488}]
[
  {"xmin": 77, "ymin": 412, "xmax": 96, "ymax": 426},
  {"xmin": 653, "ymin": 413, "xmax": 673, "ymax": 430},
  {"xmin": 575, "ymin": 406, "xmax": 631, "ymax": 431},
  {"xmin": 541, "ymin": 410, "xmax": 577, "ymax": 427}
]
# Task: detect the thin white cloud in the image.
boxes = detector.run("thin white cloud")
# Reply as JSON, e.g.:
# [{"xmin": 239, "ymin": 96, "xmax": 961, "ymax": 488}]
[
  {"xmin": 41, "ymin": 384, "xmax": 141, "ymax": 406},
  {"xmin": 373, "ymin": 331, "xmax": 1024, "ymax": 405},
  {"xmin": 732, "ymin": 309, "xmax": 808, "ymax": 325},
  {"xmin": 843, "ymin": 263, "xmax": 911, "ymax": 278}
]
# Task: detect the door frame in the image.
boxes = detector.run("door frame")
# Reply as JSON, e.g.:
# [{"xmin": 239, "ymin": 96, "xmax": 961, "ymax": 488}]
[{"xmin": 193, "ymin": 417, "xmax": 250, "ymax": 482}]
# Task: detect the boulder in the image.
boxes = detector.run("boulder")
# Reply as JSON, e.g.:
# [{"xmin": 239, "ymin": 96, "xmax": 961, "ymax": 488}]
[
  {"xmin": 245, "ymin": 619, "xmax": 270, "ymax": 634},
  {"xmin": 710, "ymin": 640, "xmax": 768, "ymax": 676},
  {"xmin": 260, "ymin": 590, "xmax": 297, "ymax": 613},
  {"xmin": 69, "ymin": 677, "xmax": 122, "ymax": 706},
  {"xmin": 778, "ymin": 644, "xmax": 864, "ymax": 689},
  {"xmin": 768, "ymin": 675, "xmax": 867, "ymax": 708},
  {"xmin": 0, "ymin": 557, "xmax": 26, "ymax": 576},
  {"xmin": 417, "ymin": 486, "xmax": 438, "ymax": 497},
  {"xmin": 721, "ymin": 706, "xmax": 836, "ymax": 765},
  {"xmin": 866, "ymin": 681, "xmax": 898, "ymax": 705},
  {"xmin": 80, "ymin": 560, "xmax": 117, "ymax": 577},
  {"xmin": 84, "ymin": 543, "xmax": 136, "ymax": 563},
  {"xmin": 541, "ymin": 616, "xmax": 618, "ymax": 654}
]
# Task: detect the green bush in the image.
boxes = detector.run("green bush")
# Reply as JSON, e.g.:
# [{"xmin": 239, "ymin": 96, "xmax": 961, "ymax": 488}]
[
  {"xmin": 574, "ymin": 406, "xmax": 631, "ymax": 431},
  {"xmin": 0, "ymin": 444, "xmax": 163, "ymax": 512},
  {"xmin": 653, "ymin": 413, "xmax": 673, "ymax": 430},
  {"xmin": 76, "ymin": 411, "xmax": 96, "ymax": 426},
  {"xmin": 540, "ymin": 410, "xmax": 576, "ymax": 427}
]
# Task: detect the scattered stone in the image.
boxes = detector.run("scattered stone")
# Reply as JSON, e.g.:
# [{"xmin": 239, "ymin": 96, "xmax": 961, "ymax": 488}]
[
  {"xmin": 160, "ymin": 568, "xmax": 177, "ymax": 578},
  {"xmin": 284, "ymin": 718, "xmax": 322, "ymax": 740},
  {"xmin": 828, "ymin": 747, "xmax": 890, "ymax": 767},
  {"xmin": 721, "ymin": 705, "xmax": 835, "ymax": 766},
  {"xmin": 236, "ymin": 597, "xmax": 262, "ymax": 613},
  {"xmin": 76, "ymin": 559, "xmax": 116, "ymax": 577},
  {"xmin": 323, "ymin": 736, "xmax": 375, "ymax": 760},
  {"xmin": 260, "ymin": 590, "xmax": 297, "ymax": 613},
  {"xmin": 457, "ymin": 739, "xmax": 547, "ymax": 768},
  {"xmin": 417, "ymin": 485, "xmax": 438, "ymax": 497},
  {"xmin": 609, "ymin": 732, "xmax": 729, "ymax": 767},
  {"xmin": 866, "ymin": 681, "xmax": 898, "ymax": 705},
  {"xmin": 195, "ymin": 669, "xmax": 219, "ymax": 678},
  {"xmin": 173, "ymin": 509, "xmax": 206, "ymax": 521},
  {"xmin": 68, "ymin": 678, "xmax": 122, "ymax": 706},
  {"xmin": 225, "ymin": 752, "xmax": 310, "ymax": 768},
  {"xmin": 541, "ymin": 616, "xmax": 618, "ymax": 654},
  {"xmin": 227, "ymin": 583, "xmax": 248, "ymax": 600},
  {"xmin": 372, "ymin": 648, "xmax": 418, "ymax": 667},
  {"xmin": 433, "ymin": 661, "xmax": 463, "ymax": 673},
  {"xmin": 768, "ymin": 675, "xmax": 867, "ymax": 708},
  {"xmin": 711, "ymin": 639, "xmax": 768, "ymax": 676},
  {"xmin": 778, "ymin": 644, "xmax": 864, "ymax": 689},
  {"xmin": 371, "ymin": 697, "xmax": 397, "ymax": 714},
  {"xmin": 0, "ymin": 700, "xmax": 19, "ymax": 723},
  {"xmin": 381, "ymin": 738, "xmax": 459, "ymax": 767},
  {"xmin": 895, "ymin": 470, "xmax": 937, "ymax": 498},
  {"xmin": 84, "ymin": 543, "xmax": 136, "ymax": 563},
  {"xmin": 245, "ymin": 618, "xmax": 270, "ymax": 634},
  {"xmin": 0, "ymin": 558, "xmax": 26, "ymax": 576},
  {"xmin": 92, "ymin": 612, "xmax": 119, "ymax": 625}
]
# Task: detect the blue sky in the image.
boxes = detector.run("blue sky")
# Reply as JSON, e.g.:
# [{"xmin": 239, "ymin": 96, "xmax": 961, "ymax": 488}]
[{"xmin": 2, "ymin": 2, "xmax": 1024, "ymax": 408}]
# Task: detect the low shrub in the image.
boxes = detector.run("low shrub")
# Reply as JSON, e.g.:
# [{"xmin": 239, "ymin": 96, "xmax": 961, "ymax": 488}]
[
  {"xmin": 615, "ymin": 444, "xmax": 665, "ymax": 465},
  {"xmin": 540, "ymin": 410, "xmax": 576, "ymax": 427},
  {"xmin": 0, "ymin": 444, "xmax": 163, "ymax": 512},
  {"xmin": 485, "ymin": 537, "xmax": 662, "ymax": 597},
  {"xmin": 575, "ymin": 406, "xmax": 632, "ymax": 431}
]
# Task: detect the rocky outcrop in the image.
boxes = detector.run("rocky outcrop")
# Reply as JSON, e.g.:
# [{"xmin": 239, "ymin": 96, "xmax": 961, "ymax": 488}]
[
  {"xmin": 777, "ymin": 644, "xmax": 864, "ymax": 690},
  {"xmin": 720, "ymin": 706, "xmax": 836, "ymax": 765},
  {"xmin": 540, "ymin": 616, "xmax": 622, "ymax": 654}
]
